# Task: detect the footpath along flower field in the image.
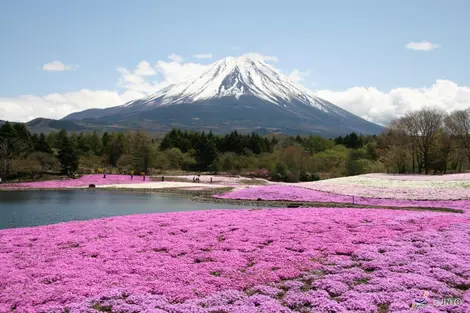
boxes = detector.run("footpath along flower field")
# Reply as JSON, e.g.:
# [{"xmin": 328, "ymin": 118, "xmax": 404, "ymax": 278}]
[
  {"xmin": 0, "ymin": 174, "xmax": 147, "ymax": 189},
  {"xmin": 1, "ymin": 208, "xmax": 469, "ymax": 313}
]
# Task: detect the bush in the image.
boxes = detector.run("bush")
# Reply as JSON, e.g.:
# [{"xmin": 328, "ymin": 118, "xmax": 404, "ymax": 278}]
[
  {"xmin": 299, "ymin": 172, "xmax": 321, "ymax": 182},
  {"xmin": 299, "ymin": 171, "xmax": 309, "ymax": 182},
  {"xmin": 272, "ymin": 172, "xmax": 285, "ymax": 181},
  {"xmin": 366, "ymin": 161, "xmax": 387, "ymax": 173},
  {"xmin": 286, "ymin": 171, "xmax": 300, "ymax": 183},
  {"xmin": 311, "ymin": 173, "xmax": 321, "ymax": 181},
  {"xmin": 251, "ymin": 168, "xmax": 269, "ymax": 179},
  {"xmin": 80, "ymin": 168, "xmax": 94, "ymax": 174}
]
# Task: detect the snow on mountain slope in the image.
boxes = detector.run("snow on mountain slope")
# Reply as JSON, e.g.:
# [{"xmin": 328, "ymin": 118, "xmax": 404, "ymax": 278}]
[
  {"xmin": 62, "ymin": 55, "xmax": 383, "ymax": 136},
  {"xmin": 122, "ymin": 56, "xmax": 341, "ymax": 114}
]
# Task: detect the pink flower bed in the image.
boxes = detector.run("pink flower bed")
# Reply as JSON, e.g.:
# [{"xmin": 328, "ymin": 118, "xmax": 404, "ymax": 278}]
[
  {"xmin": 214, "ymin": 185, "xmax": 470, "ymax": 213},
  {"xmin": 1, "ymin": 208, "xmax": 469, "ymax": 312},
  {"xmin": 0, "ymin": 174, "xmax": 147, "ymax": 189}
]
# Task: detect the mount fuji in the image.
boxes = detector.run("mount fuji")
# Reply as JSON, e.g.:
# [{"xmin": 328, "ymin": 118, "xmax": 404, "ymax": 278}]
[{"xmin": 62, "ymin": 56, "xmax": 383, "ymax": 136}]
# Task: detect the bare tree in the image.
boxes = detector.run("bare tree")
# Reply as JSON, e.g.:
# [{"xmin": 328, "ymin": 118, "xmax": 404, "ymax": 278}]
[
  {"xmin": 406, "ymin": 108, "xmax": 445, "ymax": 174},
  {"xmin": 444, "ymin": 109, "xmax": 470, "ymax": 165},
  {"xmin": 384, "ymin": 118, "xmax": 414, "ymax": 173},
  {"xmin": 0, "ymin": 138, "xmax": 29, "ymax": 181}
]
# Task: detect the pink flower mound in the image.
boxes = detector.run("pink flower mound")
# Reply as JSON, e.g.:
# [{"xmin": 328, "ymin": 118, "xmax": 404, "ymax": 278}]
[
  {"xmin": 214, "ymin": 185, "xmax": 470, "ymax": 212},
  {"xmin": 1, "ymin": 209, "xmax": 469, "ymax": 312},
  {"xmin": 0, "ymin": 174, "xmax": 146, "ymax": 189}
]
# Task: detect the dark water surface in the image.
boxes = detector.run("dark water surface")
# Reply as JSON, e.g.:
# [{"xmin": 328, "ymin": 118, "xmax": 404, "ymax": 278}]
[{"xmin": 0, "ymin": 190, "xmax": 252, "ymax": 229}]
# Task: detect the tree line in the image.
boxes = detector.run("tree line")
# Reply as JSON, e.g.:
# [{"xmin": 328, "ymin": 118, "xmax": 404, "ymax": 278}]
[
  {"xmin": 1, "ymin": 107, "xmax": 470, "ymax": 182},
  {"xmin": 380, "ymin": 107, "xmax": 470, "ymax": 174}
]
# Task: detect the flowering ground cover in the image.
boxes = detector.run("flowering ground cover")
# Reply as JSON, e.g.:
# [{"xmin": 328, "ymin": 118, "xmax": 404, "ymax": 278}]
[
  {"xmin": 294, "ymin": 173, "xmax": 470, "ymax": 200},
  {"xmin": 365, "ymin": 173, "xmax": 470, "ymax": 181},
  {"xmin": 214, "ymin": 185, "xmax": 470, "ymax": 213},
  {"xmin": 1, "ymin": 208, "xmax": 469, "ymax": 313},
  {"xmin": 0, "ymin": 174, "xmax": 147, "ymax": 189},
  {"xmin": 297, "ymin": 183, "xmax": 470, "ymax": 201},
  {"xmin": 323, "ymin": 175, "xmax": 470, "ymax": 188}
]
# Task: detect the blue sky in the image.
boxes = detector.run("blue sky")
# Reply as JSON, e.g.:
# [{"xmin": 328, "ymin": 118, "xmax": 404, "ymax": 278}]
[{"xmin": 1, "ymin": 0, "xmax": 469, "ymax": 123}]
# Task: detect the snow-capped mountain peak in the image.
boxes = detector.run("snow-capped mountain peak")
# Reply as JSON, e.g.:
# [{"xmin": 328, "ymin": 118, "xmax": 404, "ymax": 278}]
[
  {"xmin": 62, "ymin": 55, "xmax": 383, "ymax": 137},
  {"xmin": 124, "ymin": 55, "xmax": 332, "ymax": 113}
]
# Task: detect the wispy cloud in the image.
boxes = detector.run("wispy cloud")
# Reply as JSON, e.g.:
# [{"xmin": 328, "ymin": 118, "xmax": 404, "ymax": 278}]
[
  {"xmin": 42, "ymin": 60, "xmax": 76, "ymax": 72},
  {"xmin": 243, "ymin": 52, "xmax": 278, "ymax": 62},
  {"xmin": 288, "ymin": 69, "xmax": 311, "ymax": 82},
  {"xmin": 405, "ymin": 41, "xmax": 440, "ymax": 51},
  {"xmin": 168, "ymin": 53, "xmax": 184, "ymax": 63},
  {"xmin": 134, "ymin": 61, "xmax": 156, "ymax": 76},
  {"xmin": 194, "ymin": 54, "xmax": 213, "ymax": 59}
]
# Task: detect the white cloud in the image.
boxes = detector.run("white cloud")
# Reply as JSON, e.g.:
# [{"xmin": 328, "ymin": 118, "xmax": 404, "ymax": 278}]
[
  {"xmin": 42, "ymin": 60, "xmax": 76, "ymax": 72},
  {"xmin": 3, "ymin": 53, "xmax": 470, "ymax": 127},
  {"xmin": 288, "ymin": 69, "xmax": 311, "ymax": 82},
  {"xmin": 405, "ymin": 41, "xmax": 440, "ymax": 51},
  {"xmin": 168, "ymin": 53, "xmax": 184, "ymax": 63},
  {"xmin": 194, "ymin": 54, "xmax": 213, "ymax": 59},
  {"xmin": 314, "ymin": 80, "xmax": 470, "ymax": 126},
  {"xmin": 0, "ymin": 90, "xmax": 124, "ymax": 122},
  {"xmin": 243, "ymin": 52, "xmax": 278, "ymax": 62},
  {"xmin": 155, "ymin": 60, "xmax": 208, "ymax": 85},
  {"xmin": 134, "ymin": 61, "xmax": 156, "ymax": 76}
]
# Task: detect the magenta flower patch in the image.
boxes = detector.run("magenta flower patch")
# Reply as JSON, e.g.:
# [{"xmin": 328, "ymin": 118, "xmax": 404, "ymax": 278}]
[
  {"xmin": 1, "ymin": 208, "xmax": 469, "ymax": 312},
  {"xmin": 0, "ymin": 174, "xmax": 146, "ymax": 189}
]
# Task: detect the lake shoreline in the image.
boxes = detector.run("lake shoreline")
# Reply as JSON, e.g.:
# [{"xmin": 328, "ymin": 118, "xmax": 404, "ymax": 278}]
[{"xmin": 1, "ymin": 185, "xmax": 462, "ymax": 213}]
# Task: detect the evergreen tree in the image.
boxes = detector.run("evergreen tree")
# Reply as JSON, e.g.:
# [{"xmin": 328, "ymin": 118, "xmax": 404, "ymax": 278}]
[
  {"xmin": 105, "ymin": 133, "xmax": 124, "ymax": 167},
  {"xmin": 35, "ymin": 133, "xmax": 53, "ymax": 154},
  {"xmin": 195, "ymin": 134, "xmax": 218, "ymax": 170},
  {"xmin": 12, "ymin": 123, "xmax": 32, "ymax": 144},
  {"xmin": 77, "ymin": 133, "xmax": 91, "ymax": 155},
  {"xmin": 334, "ymin": 135, "xmax": 344, "ymax": 146},
  {"xmin": 102, "ymin": 132, "xmax": 110, "ymax": 153},
  {"xmin": 58, "ymin": 135, "xmax": 79, "ymax": 177},
  {"xmin": 0, "ymin": 122, "xmax": 16, "ymax": 142},
  {"xmin": 90, "ymin": 131, "xmax": 102, "ymax": 155}
]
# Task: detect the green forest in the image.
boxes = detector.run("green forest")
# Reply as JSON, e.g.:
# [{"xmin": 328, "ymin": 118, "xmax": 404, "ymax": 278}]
[{"xmin": 1, "ymin": 107, "xmax": 470, "ymax": 182}]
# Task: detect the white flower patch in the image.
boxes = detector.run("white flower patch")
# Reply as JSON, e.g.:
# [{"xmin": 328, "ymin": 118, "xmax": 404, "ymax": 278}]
[{"xmin": 311, "ymin": 175, "xmax": 470, "ymax": 189}]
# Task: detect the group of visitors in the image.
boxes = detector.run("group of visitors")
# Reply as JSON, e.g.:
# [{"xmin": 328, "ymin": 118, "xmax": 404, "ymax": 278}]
[
  {"xmin": 99, "ymin": 172, "xmax": 146, "ymax": 181},
  {"xmin": 192, "ymin": 175, "xmax": 213, "ymax": 183}
]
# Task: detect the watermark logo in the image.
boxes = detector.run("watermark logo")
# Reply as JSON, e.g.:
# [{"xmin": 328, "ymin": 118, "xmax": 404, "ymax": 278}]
[
  {"xmin": 411, "ymin": 291, "xmax": 462, "ymax": 310},
  {"xmin": 411, "ymin": 290, "xmax": 429, "ymax": 310}
]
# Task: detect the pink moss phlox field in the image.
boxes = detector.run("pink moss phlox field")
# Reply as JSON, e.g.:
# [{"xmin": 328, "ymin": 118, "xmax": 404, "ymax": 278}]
[
  {"xmin": 0, "ymin": 174, "xmax": 146, "ymax": 189},
  {"xmin": 1, "ymin": 208, "xmax": 470, "ymax": 312},
  {"xmin": 214, "ymin": 185, "xmax": 470, "ymax": 212}
]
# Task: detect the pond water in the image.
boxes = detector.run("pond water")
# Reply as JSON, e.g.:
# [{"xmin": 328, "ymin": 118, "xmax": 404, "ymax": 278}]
[{"xmin": 0, "ymin": 190, "xmax": 253, "ymax": 230}]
